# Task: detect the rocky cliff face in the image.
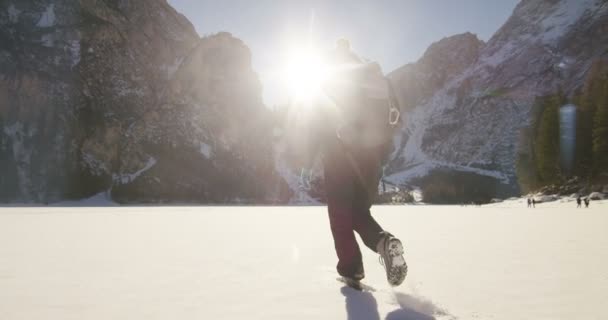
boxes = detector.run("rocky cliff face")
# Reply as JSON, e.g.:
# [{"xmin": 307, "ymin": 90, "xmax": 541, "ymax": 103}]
[
  {"xmin": 0, "ymin": 0, "xmax": 283, "ymax": 203},
  {"xmin": 386, "ymin": 0, "xmax": 608, "ymax": 194}
]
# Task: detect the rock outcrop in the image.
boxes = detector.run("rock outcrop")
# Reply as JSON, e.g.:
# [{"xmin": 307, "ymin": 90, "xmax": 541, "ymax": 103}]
[
  {"xmin": 389, "ymin": 32, "xmax": 485, "ymax": 111},
  {"xmin": 0, "ymin": 0, "xmax": 284, "ymax": 203}
]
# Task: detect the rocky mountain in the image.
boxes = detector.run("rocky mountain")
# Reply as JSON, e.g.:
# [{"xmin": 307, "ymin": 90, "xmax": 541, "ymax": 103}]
[
  {"xmin": 2, "ymin": 0, "xmax": 606, "ymax": 204},
  {"xmin": 389, "ymin": 32, "xmax": 485, "ymax": 112},
  {"xmin": 386, "ymin": 0, "xmax": 608, "ymax": 195},
  {"xmin": 0, "ymin": 0, "xmax": 285, "ymax": 203}
]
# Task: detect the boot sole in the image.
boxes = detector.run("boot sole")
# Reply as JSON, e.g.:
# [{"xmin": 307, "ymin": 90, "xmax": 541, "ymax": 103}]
[{"xmin": 386, "ymin": 238, "xmax": 407, "ymax": 286}]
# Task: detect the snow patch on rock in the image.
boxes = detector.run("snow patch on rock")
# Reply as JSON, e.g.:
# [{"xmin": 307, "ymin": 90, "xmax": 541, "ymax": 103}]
[
  {"xmin": 481, "ymin": 40, "xmax": 518, "ymax": 67},
  {"xmin": 588, "ymin": 192, "xmax": 605, "ymax": 200},
  {"xmin": 4, "ymin": 122, "xmax": 37, "ymax": 199},
  {"xmin": 386, "ymin": 160, "xmax": 508, "ymax": 187},
  {"xmin": 536, "ymin": 194, "xmax": 560, "ymax": 203},
  {"xmin": 115, "ymin": 79, "xmax": 145, "ymax": 97},
  {"xmin": 40, "ymin": 34, "xmax": 54, "ymax": 47},
  {"xmin": 199, "ymin": 142, "xmax": 213, "ymax": 159},
  {"xmin": 82, "ymin": 153, "xmax": 108, "ymax": 176},
  {"xmin": 69, "ymin": 40, "xmax": 81, "ymax": 68},
  {"xmin": 8, "ymin": 4, "xmax": 21, "ymax": 23},
  {"xmin": 386, "ymin": 163, "xmax": 434, "ymax": 186},
  {"xmin": 166, "ymin": 57, "xmax": 184, "ymax": 79},
  {"xmin": 114, "ymin": 157, "xmax": 157, "ymax": 185},
  {"xmin": 540, "ymin": 0, "xmax": 598, "ymax": 43},
  {"xmin": 36, "ymin": 4, "xmax": 56, "ymax": 28},
  {"xmin": 52, "ymin": 191, "xmax": 117, "ymax": 207}
]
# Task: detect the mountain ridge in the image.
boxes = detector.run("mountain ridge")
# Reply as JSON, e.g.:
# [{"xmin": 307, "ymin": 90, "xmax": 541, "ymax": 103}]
[
  {"xmin": 385, "ymin": 0, "xmax": 608, "ymax": 196},
  {"xmin": 1, "ymin": 0, "xmax": 606, "ymax": 203}
]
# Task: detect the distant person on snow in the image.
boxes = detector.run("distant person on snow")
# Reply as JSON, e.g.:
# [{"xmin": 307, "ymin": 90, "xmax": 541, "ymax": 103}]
[
  {"xmin": 527, "ymin": 198, "xmax": 532, "ymax": 208},
  {"xmin": 288, "ymin": 39, "xmax": 406, "ymax": 288},
  {"xmin": 577, "ymin": 196, "xmax": 582, "ymax": 208},
  {"xmin": 532, "ymin": 198, "xmax": 536, "ymax": 208},
  {"xmin": 584, "ymin": 198, "xmax": 590, "ymax": 208}
]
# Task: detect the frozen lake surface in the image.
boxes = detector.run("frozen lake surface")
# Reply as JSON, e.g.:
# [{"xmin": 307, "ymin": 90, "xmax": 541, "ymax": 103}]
[{"xmin": 1, "ymin": 204, "xmax": 607, "ymax": 320}]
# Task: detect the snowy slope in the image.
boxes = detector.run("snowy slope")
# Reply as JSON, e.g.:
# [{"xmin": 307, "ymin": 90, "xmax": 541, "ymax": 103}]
[{"xmin": 1, "ymin": 205, "xmax": 607, "ymax": 320}]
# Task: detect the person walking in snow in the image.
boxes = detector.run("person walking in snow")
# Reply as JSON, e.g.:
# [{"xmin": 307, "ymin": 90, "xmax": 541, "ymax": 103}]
[
  {"xmin": 584, "ymin": 198, "xmax": 590, "ymax": 208},
  {"xmin": 323, "ymin": 40, "xmax": 406, "ymax": 287},
  {"xmin": 288, "ymin": 39, "xmax": 406, "ymax": 287},
  {"xmin": 532, "ymin": 198, "xmax": 536, "ymax": 208},
  {"xmin": 527, "ymin": 198, "xmax": 532, "ymax": 208},
  {"xmin": 577, "ymin": 196, "xmax": 582, "ymax": 208}
]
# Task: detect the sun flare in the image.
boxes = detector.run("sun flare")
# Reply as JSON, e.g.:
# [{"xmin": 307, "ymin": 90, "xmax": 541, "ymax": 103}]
[{"xmin": 284, "ymin": 48, "xmax": 331, "ymax": 102}]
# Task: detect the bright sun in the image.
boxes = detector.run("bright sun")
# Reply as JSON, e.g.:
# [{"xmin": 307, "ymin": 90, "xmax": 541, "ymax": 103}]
[{"xmin": 284, "ymin": 48, "xmax": 330, "ymax": 102}]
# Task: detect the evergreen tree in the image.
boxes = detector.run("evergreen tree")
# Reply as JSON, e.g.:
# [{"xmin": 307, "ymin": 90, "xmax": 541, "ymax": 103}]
[
  {"xmin": 518, "ymin": 60, "xmax": 608, "ymax": 192},
  {"xmin": 516, "ymin": 153, "xmax": 538, "ymax": 193},
  {"xmin": 575, "ymin": 60, "xmax": 605, "ymax": 178},
  {"xmin": 534, "ymin": 95, "xmax": 561, "ymax": 184},
  {"xmin": 574, "ymin": 93, "xmax": 594, "ymax": 178},
  {"xmin": 516, "ymin": 127, "xmax": 539, "ymax": 193},
  {"xmin": 592, "ymin": 79, "xmax": 608, "ymax": 176}
]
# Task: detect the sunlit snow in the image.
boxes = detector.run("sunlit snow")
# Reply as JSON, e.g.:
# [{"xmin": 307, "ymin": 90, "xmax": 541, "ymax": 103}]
[{"xmin": 0, "ymin": 203, "xmax": 606, "ymax": 320}]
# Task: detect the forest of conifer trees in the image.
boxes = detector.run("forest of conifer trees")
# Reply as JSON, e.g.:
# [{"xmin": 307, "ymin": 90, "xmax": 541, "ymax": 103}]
[{"xmin": 517, "ymin": 60, "xmax": 608, "ymax": 193}]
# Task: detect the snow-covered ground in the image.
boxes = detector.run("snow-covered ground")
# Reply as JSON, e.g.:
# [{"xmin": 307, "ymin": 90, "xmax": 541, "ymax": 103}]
[
  {"xmin": 487, "ymin": 197, "xmax": 608, "ymax": 209},
  {"xmin": 0, "ymin": 204, "xmax": 606, "ymax": 320}
]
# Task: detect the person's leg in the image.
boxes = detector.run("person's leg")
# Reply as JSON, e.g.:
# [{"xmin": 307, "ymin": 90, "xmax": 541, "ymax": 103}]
[
  {"xmin": 350, "ymin": 145, "xmax": 386, "ymax": 252},
  {"xmin": 327, "ymin": 200, "xmax": 364, "ymax": 279},
  {"xmin": 324, "ymin": 139, "xmax": 364, "ymax": 279},
  {"xmin": 352, "ymin": 197, "xmax": 384, "ymax": 252}
]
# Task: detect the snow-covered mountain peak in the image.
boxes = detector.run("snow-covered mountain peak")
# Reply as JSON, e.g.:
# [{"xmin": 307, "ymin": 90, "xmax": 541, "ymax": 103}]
[{"xmin": 481, "ymin": 0, "xmax": 605, "ymax": 67}]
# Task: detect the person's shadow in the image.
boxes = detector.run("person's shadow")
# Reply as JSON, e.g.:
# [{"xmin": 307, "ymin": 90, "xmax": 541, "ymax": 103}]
[
  {"xmin": 341, "ymin": 286, "xmax": 380, "ymax": 320},
  {"xmin": 385, "ymin": 292, "xmax": 446, "ymax": 320},
  {"xmin": 341, "ymin": 287, "xmax": 449, "ymax": 320}
]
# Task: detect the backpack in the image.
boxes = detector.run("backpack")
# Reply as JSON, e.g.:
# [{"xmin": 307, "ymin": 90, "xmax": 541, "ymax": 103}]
[{"xmin": 323, "ymin": 61, "xmax": 400, "ymax": 150}]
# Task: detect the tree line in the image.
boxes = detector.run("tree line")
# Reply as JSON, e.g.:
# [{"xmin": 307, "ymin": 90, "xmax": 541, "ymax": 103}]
[{"xmin": 517, "ymin": 59, "xmax": 608, "ymax": 193}]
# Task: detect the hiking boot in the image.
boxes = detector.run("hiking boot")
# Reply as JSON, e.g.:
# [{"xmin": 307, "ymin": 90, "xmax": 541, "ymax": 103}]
[
  {"xmin": 339, "ymin": 276, "xmax": 363, "ymax": 291},
  {"xmin": 353, "ymin": 270, "xmax": 365, "ymax": 281},
  {"xmin": 377, "ymin": 233, "xmax": 407, "ymax": 286}
]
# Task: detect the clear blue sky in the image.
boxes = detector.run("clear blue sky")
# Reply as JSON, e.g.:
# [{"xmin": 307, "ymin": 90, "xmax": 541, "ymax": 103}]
[{"xmin": 168, "ymin": 0, "xmax": 520, "ymax": 106}]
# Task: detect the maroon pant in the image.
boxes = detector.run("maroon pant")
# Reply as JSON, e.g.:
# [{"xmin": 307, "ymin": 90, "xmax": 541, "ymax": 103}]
[{"xmin": 323, "ymin": 138, "xmax": 385, "ymax": 280}]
